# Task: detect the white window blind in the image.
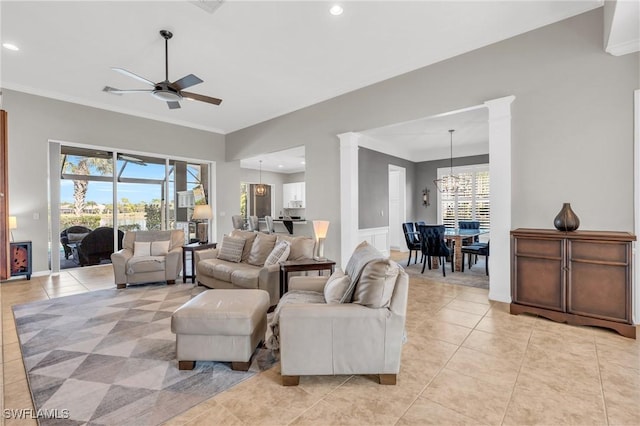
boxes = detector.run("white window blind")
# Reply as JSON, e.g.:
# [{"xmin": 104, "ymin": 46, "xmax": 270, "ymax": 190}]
[{"xmin": 437, "ymin": 164, "xmax": 490, "ymax": 229}]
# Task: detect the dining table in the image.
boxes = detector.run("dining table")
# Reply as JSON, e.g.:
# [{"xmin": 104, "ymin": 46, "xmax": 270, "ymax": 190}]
[{"xmin": 442, "ymin": 228, "xmax": 489, "ymax": 272}]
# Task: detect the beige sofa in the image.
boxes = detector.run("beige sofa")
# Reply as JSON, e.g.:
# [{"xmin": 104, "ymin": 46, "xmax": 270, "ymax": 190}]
[
  {"xmin": 195, "ymin": 229, "xmax": 315, "ymax": 306},
  {"xmin": 111, "ymin": 230, "xmax": 184, "ymax": 288}
]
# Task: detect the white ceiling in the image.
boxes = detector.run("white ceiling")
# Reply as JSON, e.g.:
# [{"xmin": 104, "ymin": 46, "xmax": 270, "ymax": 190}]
[
  {"xmin": 0, "ymin": 0, "xmax": 605, "ymax": 134},
  {"xmin": 240, "ymin": 146, "xmax": 305, "ymax": 173},
  {"xmin": 360, "ymin": 107, "xmax": 489, "ymax": 162}
]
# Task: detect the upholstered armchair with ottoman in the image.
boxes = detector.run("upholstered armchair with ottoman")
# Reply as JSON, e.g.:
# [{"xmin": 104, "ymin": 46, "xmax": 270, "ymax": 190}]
[
  {"xmin": 111, "ymin": 229, "xmax": 185, "ymax": 288},
  {"xmin": 195, "ymin": 229, "xmax": 315, "ymax": 307},
  {"xmin": 268, "ymin": 241, "xmax": 409, "ymax": 386}
]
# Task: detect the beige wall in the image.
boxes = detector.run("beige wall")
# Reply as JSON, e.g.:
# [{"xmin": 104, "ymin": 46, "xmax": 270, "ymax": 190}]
[
  {"xmin": 4, "ymin": 89, "xmax": 225, "ymax": 273},
  {"xmin": 224, "ymin": 9, "xmax": 639, "ymax": 263}
]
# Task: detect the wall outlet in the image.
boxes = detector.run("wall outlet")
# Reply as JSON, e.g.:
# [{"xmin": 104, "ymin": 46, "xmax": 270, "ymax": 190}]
[
  {"xmin": 33, "ymin": 212, "xmax": 40, "ymax": 220},
  {"xmin": 219, "ymin": 211, "xmax": 226, "ymax": 217}
]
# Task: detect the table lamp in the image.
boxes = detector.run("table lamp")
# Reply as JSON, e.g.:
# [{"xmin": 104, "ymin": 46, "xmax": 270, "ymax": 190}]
[
  {"xmin": 192, "ymin": 205, "xmax": 213, "ymax": 244},
  {"xmin": 9, "ymin": 216, "xmax": 17, "ymax": 242},
  {"xmin": 312, "ymin": 220, "xmax": 330, "ymax": 261}
]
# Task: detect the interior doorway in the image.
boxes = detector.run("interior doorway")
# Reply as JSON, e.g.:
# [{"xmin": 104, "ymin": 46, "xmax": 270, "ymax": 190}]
[{"xmin": 388, "ymin": 165, "xmax": 406, "ymax": 250}]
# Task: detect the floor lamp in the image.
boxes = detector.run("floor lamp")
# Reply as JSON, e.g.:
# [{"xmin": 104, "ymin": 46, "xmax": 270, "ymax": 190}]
[{"xmin": 192, "ymin": 205, "xmax": 212, "ymax": 244}]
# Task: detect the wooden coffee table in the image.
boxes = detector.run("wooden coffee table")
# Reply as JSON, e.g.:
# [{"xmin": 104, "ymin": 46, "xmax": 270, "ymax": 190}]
[{"xmin": 279, "ymin": 259, "xmax": 336, "ymax": 296}]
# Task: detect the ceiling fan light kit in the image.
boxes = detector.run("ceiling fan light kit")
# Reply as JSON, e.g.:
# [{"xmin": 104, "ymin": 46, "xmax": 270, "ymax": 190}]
[{"xmin": 104, "ymin": 30, "xmax": 222, "ymax": 109}]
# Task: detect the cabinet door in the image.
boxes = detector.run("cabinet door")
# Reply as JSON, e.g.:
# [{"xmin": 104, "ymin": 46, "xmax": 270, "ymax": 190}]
[
  {"xmin": 283, "ymin": 183, "xmax": 294, "ymax": 209},
  {"xmin": 512, "ymin": 236, "xmax": 565, "ymax": 311},
  {"xmin": 299, "ymin": 182, "xmax": 305, "ymax": 208},
  {"xmin": 567, "ymin": 239, "xmax": 631, "ymax": 323}
]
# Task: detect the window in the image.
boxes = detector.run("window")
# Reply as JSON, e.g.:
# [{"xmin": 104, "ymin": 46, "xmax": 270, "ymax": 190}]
[{"xmin": 437, "ymin": 164, "xmax": 490, "ymax": 229}]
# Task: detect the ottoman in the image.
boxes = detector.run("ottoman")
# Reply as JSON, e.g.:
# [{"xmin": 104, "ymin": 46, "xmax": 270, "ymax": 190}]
[{"xmin": 171, "ymin": 289, "xmax": 270, "ymax": 371}]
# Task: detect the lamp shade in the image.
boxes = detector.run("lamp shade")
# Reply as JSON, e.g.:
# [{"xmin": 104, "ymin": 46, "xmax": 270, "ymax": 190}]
[
  {"xmin": 9, "ymin": 216, "xmax": 17, "ymax": 229},
  {"xmin": 312, "ymin": 220, "xmax": 330, "ymax": 239},
  {"xmin": 192, "ymin": 205, "xmax": 212, "ymax": 221}
]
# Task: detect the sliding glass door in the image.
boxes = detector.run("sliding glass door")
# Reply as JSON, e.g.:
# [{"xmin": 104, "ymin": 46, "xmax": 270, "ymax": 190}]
[{"xmin": 54, "ymin": 144, "xmax": 211, "ymax": 270}]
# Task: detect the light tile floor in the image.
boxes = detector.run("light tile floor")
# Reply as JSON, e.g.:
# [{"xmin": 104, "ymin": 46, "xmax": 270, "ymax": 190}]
[{"xmin": 1, "ymin": 254, "xmax": 639, "ymax": 425}]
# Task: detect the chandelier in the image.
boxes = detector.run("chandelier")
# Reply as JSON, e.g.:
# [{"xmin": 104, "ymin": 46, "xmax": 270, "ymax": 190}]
[
  {"xmin": 434, "ymin": 129, "xmax": 460, "ymax": 193},
  {"xmin": 255, "ymin": 160, "xmax": 267, "ymax": 197}
]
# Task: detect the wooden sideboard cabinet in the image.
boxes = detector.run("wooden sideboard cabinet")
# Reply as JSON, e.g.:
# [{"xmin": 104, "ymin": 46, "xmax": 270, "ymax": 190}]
[{"xmin": 511, "ymin": 228, "xmax": 636, "ymax": 338}]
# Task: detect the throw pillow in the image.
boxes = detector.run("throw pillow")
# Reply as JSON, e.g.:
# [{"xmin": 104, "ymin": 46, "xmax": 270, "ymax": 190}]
[
  {"xmin": 351, "ymin": 259, "xmax": 399, "ymax": 309},
  {"xmin": 230, "ymin": 229, "xmax": 258, "ymax": 262},
  {"xmin": 264, "ymin": 240, "xmax": 291, "ymax": 266},
  {"xmin": 275, "ymin": 235, "xmax": 315, "ymax": 260},
  {"xmin": 133, "ymin": 241, "xmax": 151, "ymax": 257},
  {"xmin": 323, "ymin": 268, "xmax": 351, "ymax": 304},
  {"xmin": 151, "ymin": 240, "xmax": 170, "ymax": 256},
  {"xmin": 217, "ymin": 236, "xmax": 245, "ymax": 263},
  {"xmin": 248, "ymin": 233, "xmax": 277, "ymax": 266}
]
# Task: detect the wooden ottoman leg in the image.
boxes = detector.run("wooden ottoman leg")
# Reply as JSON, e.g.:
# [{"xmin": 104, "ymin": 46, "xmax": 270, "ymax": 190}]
[
  {"xmin": 116, "ymin": 283, "xmax": 126, "ymax": 289},
  {"xmin": 167, "ymin": 280, "xmax": 176, "ymax": 285},
  {"xmin": 231, "ymin": 361, "xmax": 251, "ymax": 371},
  {"xmin": 282, "ymin": 375, "xmax": 300, "ymax": 386},
  {"xmin": 379, "ymin": 374, "xmax": 397, "ymax": 385},
  {"xmin": 178, "ymin": 361, "xmax": 195, "ymax": 370}
]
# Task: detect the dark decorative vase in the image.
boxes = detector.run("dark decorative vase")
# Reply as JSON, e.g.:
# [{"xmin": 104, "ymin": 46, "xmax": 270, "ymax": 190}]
[{"xmin": 554, "ymin": 203, "xmax": 580, "ymax": 231}]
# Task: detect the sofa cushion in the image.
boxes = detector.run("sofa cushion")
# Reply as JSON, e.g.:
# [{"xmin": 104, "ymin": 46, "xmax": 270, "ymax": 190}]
[
  {"xmin": 248, "ymin": 233, "xmax": 277, "ymax": 266},
  {"xmin": 151, "ymin": 240, "xmax": 170, "ymax": 256},
  {"xmin": 127, "ymin": 256, "xmax": 166, "ymax": 274},
  {"xmin": 230, "ymin": 229, "xmax": 258, "ymax": 262},
  {"xmin": 230, "ymin": 267, "xmax": 261, "ymax": 289},
  {"xmin": 276, "ymin": 235, "xmax": 315, "ymax": 260},
  {"xmin": 265, "ymin": 240, "xmax": 291, "ymax": 266},
  {"xmin": 217, "ymin": 235, "xmax": 245, "ymax": 263},
  {"xmin": 352, "ymin": 259, "xmax": 399, "ymax": 309},
  {"xmin": 323, "ymin": 268, "xmax": 351, "ymax": 304},
  {"xmin": 133, "ymin": 241, "xmax": 151, "ymax": 257}
]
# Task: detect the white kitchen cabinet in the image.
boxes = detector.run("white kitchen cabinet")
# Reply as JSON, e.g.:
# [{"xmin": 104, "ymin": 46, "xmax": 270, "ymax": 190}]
[{"xmin": 283, "ymin": 182, "xmax": 305, "ymax": 208}]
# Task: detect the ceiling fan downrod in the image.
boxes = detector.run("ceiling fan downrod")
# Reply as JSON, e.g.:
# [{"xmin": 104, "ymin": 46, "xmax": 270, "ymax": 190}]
[{"xmin": 160, "ymin": 30, "xmax": 173, "ymax": 82}]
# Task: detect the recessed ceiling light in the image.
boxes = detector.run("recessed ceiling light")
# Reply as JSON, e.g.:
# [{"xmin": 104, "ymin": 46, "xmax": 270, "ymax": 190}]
[
  {"xmin": 278, "ymin": 165, "xmax": 284, "ymax": 168},
  {"xmin": 2, "ymin": 43, "xmax": 19, "ymax": 51},
  {"xmin": 301, "ymin": 161, "xmax": 306, "ymax": 165},
  {"xmin": 329, "ymin": 5, "xmax": 343, "ymax": 16}
]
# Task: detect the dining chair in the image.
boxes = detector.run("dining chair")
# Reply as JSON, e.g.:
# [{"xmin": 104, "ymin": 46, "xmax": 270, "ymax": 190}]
[
  {"xmin": 248, "ymin": 215, "xmax": 259, "ymax": 232},
  {"xmin": 418, "ymin": 224, "xmax": 453, "ymax": 277},
  {"xmin": 232, "ymin": 215, "xmax": 245, "ymax": 230},
  {"xmin": 402, "ymin": 222, "xmax": 422, "ymax": 266},
  {"xmin": 458, "ymin": 220, "xmax": 481, "ymax": 244},
  {"xmin": 461, "ymin": 241, "xmax": 489, "ymax": 275},
  {"xmin": 264, "ymin": 216, "xmax": 274, "ymax": 233}
]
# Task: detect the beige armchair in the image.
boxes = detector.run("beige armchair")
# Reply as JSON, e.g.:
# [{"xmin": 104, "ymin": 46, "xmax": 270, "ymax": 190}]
[
  {"xmin": 111, "ymin": 230, "xmax": 184, "ymax": 288},
  {"xmin": 277, "ymin": 261, "xmax": 409, "ymax": 386}
]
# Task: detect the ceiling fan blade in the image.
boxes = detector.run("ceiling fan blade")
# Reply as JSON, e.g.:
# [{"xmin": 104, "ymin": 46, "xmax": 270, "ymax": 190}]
[
  {"xmin": 167, "ymin": 101, "xmax": 181, "ymax": 110},
  {"xmin": 181, "ymin": 91, "xmax": 223, "ymax": 105},
  {"xmin": 111, "ymin": 67, "xmax": 156, "ymax": 87},
  {"xmin": 103, "ymin": 86, "xmax": 153, "ymax": 94},
  {"xmin": 171, "ymin": 74, "xmax": 203, "ymax": 91}
]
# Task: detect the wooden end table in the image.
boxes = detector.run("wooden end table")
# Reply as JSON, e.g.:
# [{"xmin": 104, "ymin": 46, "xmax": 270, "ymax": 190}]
[
  {"xmin": 279, "ymin": 259, "xmax": 336, "ymax": 296},
  {"xmin": 182, "ymin": 242, "xmax": 217, "ymax": 283}
]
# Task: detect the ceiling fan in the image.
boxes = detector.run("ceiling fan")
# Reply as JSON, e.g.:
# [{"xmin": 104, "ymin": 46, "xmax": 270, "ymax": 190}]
[{"xmin": 103, "ymin": 30, "xmax": 222, "ymax": 109}]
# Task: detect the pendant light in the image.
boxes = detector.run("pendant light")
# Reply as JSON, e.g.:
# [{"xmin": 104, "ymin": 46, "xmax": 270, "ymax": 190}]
[
  {"xmin": 255, "ymin": 160, "xmax": 267, "ymax": 197},
  {"xmin": 434, "ymin": 129, "xmax": 460, "ymax": 193}
]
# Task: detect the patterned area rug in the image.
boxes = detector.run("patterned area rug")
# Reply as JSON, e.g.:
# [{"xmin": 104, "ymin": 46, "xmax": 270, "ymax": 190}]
[
  {"xmin": 12, "ymin": 283, "xmax": 278, "ymax": 425},
  {"xmin": 402, "ymin": 256, "xmax": 489, "ymax": 289}
]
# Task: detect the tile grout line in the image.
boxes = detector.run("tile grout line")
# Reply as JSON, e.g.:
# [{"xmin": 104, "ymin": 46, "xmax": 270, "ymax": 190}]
[
  {"xmin": 594, "ymin": 339, "xmax": 611, "ymax": 426},
  {"xmin": 498, "ymin": 321, "xmax": 535, "ymax": 426}
]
